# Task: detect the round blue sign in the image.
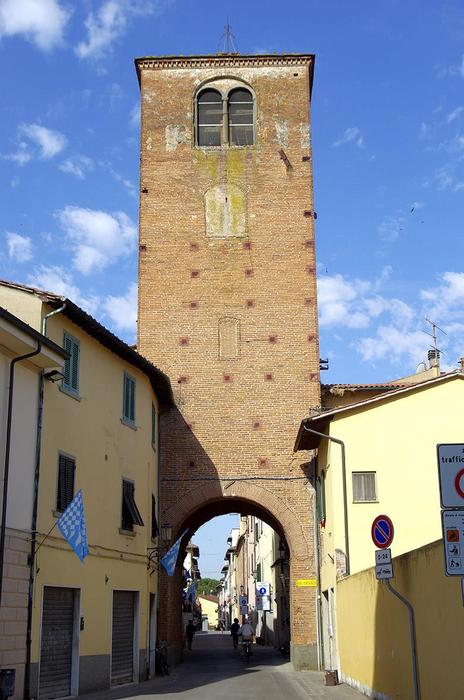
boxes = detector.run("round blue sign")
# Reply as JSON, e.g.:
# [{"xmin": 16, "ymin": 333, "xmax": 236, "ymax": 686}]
[
  {"xmin": 259, "ymin": 586, "xmax": 266, "ymax": 595},
  {"xmin": 371, "ymin": 514, "xmax": 394, "ymax": 549}
]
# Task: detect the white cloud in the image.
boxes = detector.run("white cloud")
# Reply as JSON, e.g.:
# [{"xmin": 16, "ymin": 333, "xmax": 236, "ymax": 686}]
[
  {"xmin": 318, "ymin": 274, "xmax": 372, "ymax": 329},
  {"xmin": 377, "ymin": 216, "xmax": 406, "ymax": 242},
  {"xmin": 75, "ymin": 0, "xmax": 160, "ymax": 60},
  {"xmin": 129, "ymin": 102, "xmax": 140, "ymax": 129},
  {"xmin": 332, "ymin": 127, "xmax": 364, "ymax": 149},
  {"xmin": 56, "ymin": 205, "xmax": 137, "ymax": 275},
  {"xmin": 447, "ymin": 106, "xmax": 464, "ymax": 123},
  {"xmin": 6, "ymin": 232, "xmax": 33, "ymax": 262},
  {"xmin": 59, "ymin": 155, "xmax": 93, "ymax": 179},
  {"xmin": 103, "ymin": 282, "xmax": 137, "ymax": 333},
  {"xmin": 19, "ymin": 123, "xmax": 67, "ymax": 159},
  {"xmin": 3, "ymin": 143, "xmax": 32, "ymax": 166},
  {"xmin": 0, "ymin": 0, "xmax": 70, "ymax": 51},
  {"xmin": 28, "ymin": 265, "xmax": 99, "ymax": 315},
  {"xmin": 421, "ymin": 272, "xmax": 464, "ymax": 321},
  {"xmin": 358, "ymin": 326, "xmax": 426, "ymax": 365}
]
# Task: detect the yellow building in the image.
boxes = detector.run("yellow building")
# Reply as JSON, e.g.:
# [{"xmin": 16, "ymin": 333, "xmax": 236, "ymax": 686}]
[
  {"xmin": 295, "ymin": 370, "xmax": 464, "ymax": 698},
  {"xmin": 0, "ymin": 308, "xmax": 67, "ymax": 700},
  {"xmin": 0, "ymin": 281, "xmax": 173, "ymax": 699},
  {"xmin": 197, "ymin": 596, "xmax": 218, "ymax": 630}
]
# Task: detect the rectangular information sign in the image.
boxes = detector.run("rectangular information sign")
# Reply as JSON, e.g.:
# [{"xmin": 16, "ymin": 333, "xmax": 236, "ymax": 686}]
[
  {"xmin": 442, "ymin": 510, "xmax": 464, "ymax": 576},
  {"xmin": 375, "ymin": 563, "xmax": 393, "ymax": 580},
  {"xmin": 437, "ymin": 443, "xmax": 464, "ymax": 508},
  {"xmin": 295, "ymin": 579, "xmax": 317, "ymax": 587},
  {"xmin": 375, "ymin": 548, "xmax": 392, "ymax": 565}
]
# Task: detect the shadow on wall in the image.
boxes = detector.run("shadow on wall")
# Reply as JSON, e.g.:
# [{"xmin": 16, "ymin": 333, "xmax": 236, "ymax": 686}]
[
  {"xmin": 156, "ymin": 406, "xmax": 312, "ymax": 666},
  {"xmin": 337, "ymin": 540, "xmax": 464, "ymax": 699}
]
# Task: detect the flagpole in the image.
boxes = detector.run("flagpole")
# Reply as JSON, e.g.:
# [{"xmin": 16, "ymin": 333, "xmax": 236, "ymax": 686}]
[{"xmin": 33, "ymin": 520, "xmax": 59, "ymax": 556}]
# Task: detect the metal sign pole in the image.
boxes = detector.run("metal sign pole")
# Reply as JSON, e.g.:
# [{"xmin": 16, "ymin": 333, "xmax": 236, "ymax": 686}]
[{"xmin": 385, "ymin": 579, "xmax": 420, "ymax": 700}]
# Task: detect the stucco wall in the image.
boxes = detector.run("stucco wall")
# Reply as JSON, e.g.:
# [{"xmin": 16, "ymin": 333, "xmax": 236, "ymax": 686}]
[
  {"xmin": 336, "ymin": 540, "xmax": 464, "ymax": 700},
  {"xmin": 319, "ymin": 376, "xmax": 464, "ymax": 590}
]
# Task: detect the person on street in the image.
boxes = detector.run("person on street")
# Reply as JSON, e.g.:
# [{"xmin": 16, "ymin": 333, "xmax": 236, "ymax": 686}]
[
  {"xmin": 230, "ymin": 617, "xmax": 240, "ymax": 649},
  {"xmin": 185, "ymin": 620, "xmax": 196, "ymax": 650},
  {"xmin": 238, "ymin": 617, "xmax": 255, "ymax": 656}
]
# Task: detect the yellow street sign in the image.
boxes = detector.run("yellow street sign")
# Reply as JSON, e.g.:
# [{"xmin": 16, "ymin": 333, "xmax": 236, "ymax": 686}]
[{"xmin": 295, "ymin": 578, "xmax": 317, "ymax": 587}]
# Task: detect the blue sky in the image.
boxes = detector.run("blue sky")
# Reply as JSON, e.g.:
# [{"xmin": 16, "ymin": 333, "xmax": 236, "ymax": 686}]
[{"xmin": 1, "ymin": 0, "xmax": 463, "ymax": 576}]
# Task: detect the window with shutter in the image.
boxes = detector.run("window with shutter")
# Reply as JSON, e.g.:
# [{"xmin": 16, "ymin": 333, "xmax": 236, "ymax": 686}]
[
  {"xmin": 56, "ymin": 454, "xmax": 76, "ymax": 512},
  {"xmin": 121, "ymin": 479, "xmax": 144, "ymax": 531},
  {"xmin": 122, "ymin": 373, "xmax": 136, "ymax": 426},
  {"xmin": 352, "ymin": 472, "xmax": 377, "ymax": 503},
  {"xmin": 228, "ymin": 88, "xmax": 254, "ymax": 146},
  {"xmin": 62, "ymin": 332, "xmax": 80, "ymax": 395}
]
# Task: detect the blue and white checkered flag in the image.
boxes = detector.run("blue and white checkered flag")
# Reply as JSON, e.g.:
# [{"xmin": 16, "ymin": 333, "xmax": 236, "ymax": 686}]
[
  {"xmin": 57, "ymin": 490, "xmax": 89, "ymax": 562},
  {"xmin": 160, "ymin": 531, "xmax": 186, "ymax": 576}
]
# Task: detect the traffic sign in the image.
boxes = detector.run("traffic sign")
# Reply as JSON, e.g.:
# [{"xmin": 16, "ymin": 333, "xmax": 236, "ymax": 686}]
[
  {"xmin": 442, "ymin": 510, "xmax": 464, "ymax": 576},
  {"xmin": 375, "ymin": 563, "xmax": 393, "ymax": 580},
  {"xmin": 437, "ymin": 444, "xmax": 464, "ymax": 508},
  {"xmin": 255, "ymin": 595, "xmax": 271, "ymax": 612},
  {"xmin": 256, "ymin": 582, "xmax": 270, "ymax": 596},
  {"xmin": 371, "ymin": 515, "xmax": 394, "ymax": 549},
  {"xmin": 239, "ymin": 595, "xmax": 248, "ymax": 607},
  {"xmin": 375, "ymin": 548, "xmax": 392, "ymax": 565}
]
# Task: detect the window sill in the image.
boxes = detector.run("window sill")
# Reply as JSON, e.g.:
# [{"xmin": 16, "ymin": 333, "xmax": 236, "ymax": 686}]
[
  {"xmin": 352, "ymin": 500, "xmax": 379, "ymax": 504},
  {"xmin": 195, "ymin": 144, "xmax": 256, "ymax": 151},
  {"xmin": 119, "ymin": 528, "xmax": 136, "ymax": 538},
  {"xmin": 121, "ymin": 418, "xmax": 137, "ymax": 431},
  {"xmin": 59, "ymin": 386, "xmax": 81, "ymax": 401},
  {"xmin": 52, "ymin": 510, "xmax": 63, "ymax": 519}
]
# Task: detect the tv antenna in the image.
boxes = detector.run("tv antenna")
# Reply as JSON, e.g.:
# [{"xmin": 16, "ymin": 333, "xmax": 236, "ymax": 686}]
[
  {"xmin": 423, "ymin": 317, "xmax": 446, "ymax": 354},
  {"xmin": 218, "ymin": 20, "xmax": 239, "ymax": 54}
]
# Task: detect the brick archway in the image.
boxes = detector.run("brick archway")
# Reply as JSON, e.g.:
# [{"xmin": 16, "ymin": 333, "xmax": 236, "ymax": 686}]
[{"xmin": 158, "ymin": 476, "xmax": 318, "ymax": 671}]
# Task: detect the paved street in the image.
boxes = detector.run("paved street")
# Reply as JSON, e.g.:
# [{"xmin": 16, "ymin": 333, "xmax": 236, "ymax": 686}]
[{"xmin": 83, "ymin": 632, "xmax": 363, "ymax": 700}]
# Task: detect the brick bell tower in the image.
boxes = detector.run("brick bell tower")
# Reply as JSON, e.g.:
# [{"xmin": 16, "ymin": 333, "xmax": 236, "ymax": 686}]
[{"xmin": 135, "ymin": 53, "xmax": 321, "ymax": 670}]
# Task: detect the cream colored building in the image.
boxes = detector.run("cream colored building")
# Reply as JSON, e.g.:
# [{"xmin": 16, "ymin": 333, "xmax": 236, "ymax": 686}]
[
  {"xmin": 0, "ymin": 281, "xmax": 173, "ymax": 700},
  {"xmin": 295, "ymin": 370, "xmax": 464, "ymax": 694},
  {"xmin": 0, "ymin": 307, "xmax": 67, "ymax": 700},
  {"xmin": 197, "ymin": 595, "xmax": 218, "ymax": 629}
]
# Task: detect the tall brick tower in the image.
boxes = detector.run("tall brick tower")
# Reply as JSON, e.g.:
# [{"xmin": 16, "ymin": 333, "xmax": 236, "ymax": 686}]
[{"xmin": 135, "ymin": 53, "xmax": 320, "ymax": 670}]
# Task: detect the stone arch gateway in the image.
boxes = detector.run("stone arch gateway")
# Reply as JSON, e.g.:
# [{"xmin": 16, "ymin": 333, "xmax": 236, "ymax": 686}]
[{"xmin": 135, "ymin": 52, "xmax": 320, "ymax": 670}]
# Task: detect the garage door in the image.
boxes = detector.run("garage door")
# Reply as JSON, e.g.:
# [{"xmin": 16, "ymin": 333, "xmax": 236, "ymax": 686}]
[
  {"xmin": 111, "ymin": 591, "xmax": 136, "ymax": 685},
  {"xmin": 39, "ymin": 587, "xmax": 76, "ymax": 700}
]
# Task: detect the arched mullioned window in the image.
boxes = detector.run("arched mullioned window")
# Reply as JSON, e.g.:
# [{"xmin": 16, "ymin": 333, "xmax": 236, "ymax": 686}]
[
  {"xmin": 196, "ymin": 85, "xmax": 254, "ymax": 147},
  {"xmin": 197, "ymin": 89, "xmax": 222, "ymax": 147},
  {"xmin": 228, "ymin": 88, "xmax": 254, "ymax": 146}
]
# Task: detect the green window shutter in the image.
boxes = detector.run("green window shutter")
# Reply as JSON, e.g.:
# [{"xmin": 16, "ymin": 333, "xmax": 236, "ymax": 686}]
[
  {"xmin": 123, "ymin": 373, "xmax": 136, "ymax": 424},
  {"xmin": 63, "ymin": 333, "xmax": 79, "ymax": 394},
  {"xmin": 256, "ymin": 562, "xmax": 262, "ymax": 582},
  {"xmin": 57, "ymin": 454, "xmax": 75, "ymax": 512},
  {"xmin": 151, "ymin": 404, "xmax": 156, "ymax": 445}
]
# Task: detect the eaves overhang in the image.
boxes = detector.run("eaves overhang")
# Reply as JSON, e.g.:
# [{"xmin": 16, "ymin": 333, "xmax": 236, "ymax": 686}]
[
  {"xmin": 0, "ymin": 280, "xmax": 174, "ymax": 409},
  {"xmin": 134, "ymin": 52, "xmax": 315, "ymax": 97},
  {"xmin": 294, "ymin": 414, "xmax": 333, "ymax": 452}
]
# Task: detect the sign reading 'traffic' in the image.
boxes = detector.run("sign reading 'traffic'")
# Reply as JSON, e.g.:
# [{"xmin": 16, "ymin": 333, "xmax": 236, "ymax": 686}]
[{"xmin": 437, "ymin": 444, "xmax": 464, "ymax": 508}]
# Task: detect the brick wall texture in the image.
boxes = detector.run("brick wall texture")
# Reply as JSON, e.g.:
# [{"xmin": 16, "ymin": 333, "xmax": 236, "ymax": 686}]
[
  {"xmin": 0, "ymin": 529, "xmax": 30, "ymax": 700},
  {"xmin": 136, "ymin": 55, "xmax": 320, "ymax": 665}
]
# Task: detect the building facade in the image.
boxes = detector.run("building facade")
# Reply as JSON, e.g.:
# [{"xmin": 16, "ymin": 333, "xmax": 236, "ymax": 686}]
[
  {"xmin": 136, "ymin": 52, "xmax": 321, "ymax": 670},
  {"xmin": 0, "ymin": 308, "xmax": 66, "ymax": 700},
  {"xmin": 295, "ymin": 370, "xmax": 464, "ymax": 690},
  {"xmin": 0, "ymin": 282, "xmax": 172, "ymax": 699}
]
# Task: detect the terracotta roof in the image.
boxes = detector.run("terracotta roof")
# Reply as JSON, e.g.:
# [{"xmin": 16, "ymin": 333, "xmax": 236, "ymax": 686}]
[
  {"xmin": 322, "ymin": 383, "xmax": 408, "ymax": 390},
  {"xmin": 199, "ymin": 594, "xmax": 219, "ymax": 603},
  {"xmin": 0, "ymin": 279, "xmax": 173, "ymax": 408},
  {"xmin": 295, "ymin": 371, "xmax": 464, "ymax": 451}
]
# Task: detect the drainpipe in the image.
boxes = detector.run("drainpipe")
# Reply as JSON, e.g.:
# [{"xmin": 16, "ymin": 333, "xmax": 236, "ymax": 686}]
[
  {"xmin": 302, "ymin": 424, "xmax": 350, "ymax": 576},
  {"xmin": 0, "ymin": 342, "xmax": 42, "ymax": 609},
  {"xmin": 24, "ymin": 304, "xmax": 65, "ymax": 700}
]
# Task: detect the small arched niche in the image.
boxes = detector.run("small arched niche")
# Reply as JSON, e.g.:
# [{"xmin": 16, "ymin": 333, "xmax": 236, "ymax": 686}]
[{"xmin": 205, "ymin": 184, "xmax": 246, "ymax": 238}]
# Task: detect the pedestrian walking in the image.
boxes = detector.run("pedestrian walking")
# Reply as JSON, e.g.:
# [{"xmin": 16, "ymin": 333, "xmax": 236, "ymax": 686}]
[
  {"xmin": 230, "ymin": 617, "xmax": 240, "ymax": 649},
  {"xmin": 185, "ymin": 619, "xmax": 196, "ymax": 650}
]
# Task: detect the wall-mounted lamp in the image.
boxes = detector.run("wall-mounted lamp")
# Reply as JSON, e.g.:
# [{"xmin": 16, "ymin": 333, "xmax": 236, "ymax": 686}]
[{"xmin": 44, "ymin": 369, "xmax": 64, "ymax": 383}]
